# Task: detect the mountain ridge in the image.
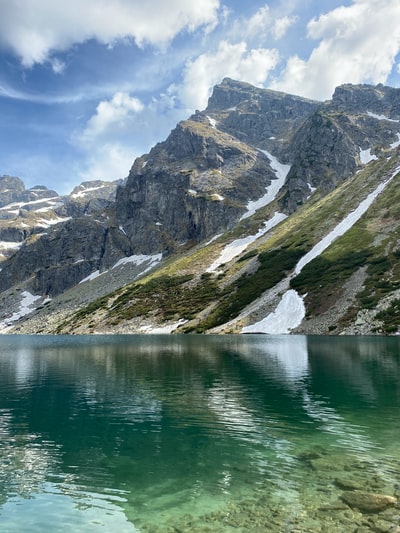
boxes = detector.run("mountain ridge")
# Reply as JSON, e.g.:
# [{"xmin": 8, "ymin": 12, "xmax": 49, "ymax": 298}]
[{"xmin": 1, "ymin": 79, "xmax": 400, "ymax": 335}]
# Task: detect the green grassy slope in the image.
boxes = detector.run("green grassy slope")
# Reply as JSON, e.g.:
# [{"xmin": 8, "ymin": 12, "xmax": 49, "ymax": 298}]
[{"xmin": 56, "ymin": 151, "xmax": 400, "ymax": 335}]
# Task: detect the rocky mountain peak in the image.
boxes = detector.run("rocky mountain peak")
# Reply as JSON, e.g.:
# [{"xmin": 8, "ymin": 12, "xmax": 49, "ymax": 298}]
[
  {"xmin": 330, "ymin": 83, "xmax": 400, "ymax": 118},
  {"xmin": 0, "ymin": 175, "xmax": 27, "ymax": 207}
]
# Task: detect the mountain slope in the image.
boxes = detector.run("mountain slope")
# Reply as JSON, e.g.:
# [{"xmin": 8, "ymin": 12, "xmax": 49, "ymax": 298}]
[
  {"xmin": 2, "ymin": 80, "xmax": 400, "ymax": 335},
  {"xmin": 7, "ymin": 147, "xmax": 399, "ymax": 336}
]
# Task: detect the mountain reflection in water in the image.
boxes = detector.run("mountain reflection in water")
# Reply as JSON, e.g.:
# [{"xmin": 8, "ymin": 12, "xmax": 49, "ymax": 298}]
[{"xmin": 0, "ymin": 334, "xmax": 399, "ymax": 533}]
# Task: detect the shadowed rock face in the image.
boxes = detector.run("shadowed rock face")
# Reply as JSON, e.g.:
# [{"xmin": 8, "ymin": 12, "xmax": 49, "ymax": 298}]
[
  {"xmin": 205, "ymin": 77, "xmax": 320, "ymax": 159},
  {"xmin": 0, "ymin": 176, "xmax": 26, "ymax": 207},
  {"xmin": 112, "ymin": 117, "xmax": 276, "ymax": 256},
  {"xmin": 0, "ymin": 218, "xmax": 108, "ymax": 296},
  {"xmin": 2, "ymin": 79, "xmax": 400, "ymax": 297}
]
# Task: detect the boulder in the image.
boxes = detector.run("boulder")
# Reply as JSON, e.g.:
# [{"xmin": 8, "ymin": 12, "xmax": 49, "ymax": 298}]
[{"xmin": 341, "ymin": 491, "xmax": 397, "ymax": 513}]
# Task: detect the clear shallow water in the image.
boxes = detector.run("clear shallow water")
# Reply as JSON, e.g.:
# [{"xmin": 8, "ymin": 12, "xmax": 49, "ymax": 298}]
[{"xmin": 0, "ymin": 334, "xmax": 399, "ymax": 532}]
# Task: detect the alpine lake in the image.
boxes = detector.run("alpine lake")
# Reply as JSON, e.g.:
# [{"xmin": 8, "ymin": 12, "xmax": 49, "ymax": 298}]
[{"xmin": 0, "ymin": 334, "xmax": 399, "ymax": 533}]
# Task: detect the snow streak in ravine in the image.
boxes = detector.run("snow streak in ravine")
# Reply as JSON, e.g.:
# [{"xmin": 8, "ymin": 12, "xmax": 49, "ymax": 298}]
[{"xmin": 242, "ymin": 167, "xmax": 400, "ymax": 334}]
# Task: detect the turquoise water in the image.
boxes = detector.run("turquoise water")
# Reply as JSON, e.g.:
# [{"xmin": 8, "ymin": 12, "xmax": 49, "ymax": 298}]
[{"xmin": 0, "ymin": 334, "xmax": 399, "ymax": 532}]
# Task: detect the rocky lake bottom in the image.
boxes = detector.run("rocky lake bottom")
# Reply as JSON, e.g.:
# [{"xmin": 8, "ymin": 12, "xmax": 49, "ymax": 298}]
[{"xmin": 0, "ymin": 334, "xmax": 399, "ymax": 532}]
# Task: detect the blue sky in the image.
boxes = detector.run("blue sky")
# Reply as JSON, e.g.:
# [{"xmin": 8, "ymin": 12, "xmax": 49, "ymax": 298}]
[{"xmin": 1, "ymin": 0, "xmax": 400, "ymax": 194}]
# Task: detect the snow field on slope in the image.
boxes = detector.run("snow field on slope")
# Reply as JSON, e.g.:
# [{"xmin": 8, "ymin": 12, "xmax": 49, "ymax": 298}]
[
  {"xmin": 206, "ymin": 212, "xmax": 287, "ymax": 273},
  {"xmin": 241, "ymin": 150, "xmax": 290, "ymax": 220},
  {"xmin": 242, "ymin": 166, "xmax": 400, "ymax": 334}
]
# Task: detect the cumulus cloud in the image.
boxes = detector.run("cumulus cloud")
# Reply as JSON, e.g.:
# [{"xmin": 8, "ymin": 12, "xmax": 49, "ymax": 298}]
[
  {"xmin": 272, "ymin": 0, "xmax": 400, "ymax": 100},
  {"xmin": 230, "ymin": 4, "xmax": 297, "ymax": 44},
  {"xmin": 179, "ymin": 40, "xmax": 279, "ymax": 109},
  {"xmin": 74, "ymin": 90, "xmax": 186, "ymax": 183},
  {"xmin": 0, "ymin": 0, "xmax": 220, "ymax": 67},
  {"xmin": 78, "ymin": 142, "xmax": 135, "ymax": 183},
  {"xmin": 74, "ymin": 92, "xmax": 144, "ymax": 181},
  {"xmin": 79, "ymin": 92, "xmax": 144, "ymax": 147},
  {"xmin": 272, "ymin": 15, "xmax": 296, "ymax": 40}
]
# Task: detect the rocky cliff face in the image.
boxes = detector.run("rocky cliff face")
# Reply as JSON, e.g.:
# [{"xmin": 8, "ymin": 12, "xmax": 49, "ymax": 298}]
[
  {"xmin": 0, "ymin": 176, "xmax": 120, "ymax": 289},
  {"xmin": 205, "ymin": 78, "xmax": 319, "ymax": 159},
  {"xmin": 113, "ymin": 116, "xmax": 276, "ymax": 257},
  {"xmin": 278, "ymin": 84, "xmax": 400, "ymax": 211}
]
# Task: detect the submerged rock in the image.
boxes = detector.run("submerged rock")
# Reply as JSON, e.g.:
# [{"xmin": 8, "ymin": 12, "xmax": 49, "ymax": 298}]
[
  {"xmin": 335, "ymin": 477, "xmax": 365, "ymax": 491},
  {"xmin": 341, "ymin": 491, "xmax": 397, "ymax": 513}
]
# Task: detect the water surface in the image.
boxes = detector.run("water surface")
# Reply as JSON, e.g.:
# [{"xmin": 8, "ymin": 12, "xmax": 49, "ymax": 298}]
[{"xmin": 0, "ymin": 335, "xmax": 399, "ymax": 532}]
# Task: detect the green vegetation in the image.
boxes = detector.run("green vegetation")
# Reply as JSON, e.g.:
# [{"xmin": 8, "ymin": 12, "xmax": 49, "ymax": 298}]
[
  {"xmin": 291, "ymin": 250, "xmax": 371, "ymax": 314},
  {"xmin": 107, "ymin": 274, "xmax": 220, "ymax": 325},
  {"xmin": 58, "ymin": 153, "xmax": 400, "ymax": 335},
  {"xmin": 194, "ymin": 246, "xmax": 305, "ymax": 331},
  {"xmin": 376, "ymin": 299, "xmax": 400, "ymax": 333}
]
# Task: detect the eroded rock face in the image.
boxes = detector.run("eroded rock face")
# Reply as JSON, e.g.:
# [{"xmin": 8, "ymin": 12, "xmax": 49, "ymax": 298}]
[
  {"xmin": 113, "ymin": 117, "xmax": 276, "ymax": 255},
  {"xmin": 0, "ymin": 218, "xmax": 108, "ymax": 296},
  {"xmin": 279, "ymin": 111, "xmax": 360, "ymax": 211},
  {"xmin": 278, "ymin": 84, "xmax": 400, "ymax": 212},
  {"xmin": 0, "ymin": 175, "xmax": 26, "ymax": 208},
  {"xmin": 205, "ymin": 77, "xmax": 320, "ymax": 158},
  {"xmin": 330, "ymin": 83, "xmax": 400, "ymax": 117}
]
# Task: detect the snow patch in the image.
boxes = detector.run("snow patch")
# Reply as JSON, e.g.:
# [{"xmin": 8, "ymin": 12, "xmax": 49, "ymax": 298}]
[
  {"xmin": 71, "ymin": 185, "xmax": 106, "ymax": 198},
  {"xmin": 241, "ymin": 150, "xmax": 290, "ymax": 220},
  {"xmin": 295, "ymin": 168, "xmax": 399, "ymax": 275},
  {"xmin": 0, "ymin": 291, "xmax": 41, "ymax": 330},
  {"xmin": 204, "ymin": 233, "xmax": 223, "ymax": 246},
  {"xmin": 79, "ymin": 270, "xmax": 101, "ymax": 284},
  {"xmin": 242, "ymin": 167, "xmax": 400, "ymax": 335},
  {"xmin": 0, "ymin": 196, "xmax": 60, "ymax": 212},
  {"xmin": 206, "ymin": 115, "xmax": 218, "ymax": 129},
  {"xmin": 359, "ymin": 148, "xmax": 377, "ymax": 164},
  {"xmin": 212, "ymin": 194, "xmax": 224, "ymax": 201},
  {"xmin": 119, "ymin": 225, "xmax": 127, "ymax": 235},
  {"xmin": 79, "ymin": 253, "xmax": 162, "ymax": 285},
  {"xmin": 188, "ymin": 189, "xmax": 197, "ymax": 196},
  {"xmin": 207, "ymin": 212, "xmax": 287, "ymax": 273},
  {"xmin": 367, "ymin": 111, "xmax": 399, "ymax": 122},
  {"xmin": 35, "ymin": 202, "xmax": 64, "ymax": 213},
  {"xmin": 242, "ymin": 290, "xmax": 306, "ymax": 334},
  {"xmin": 0, "ymin": 241, "xmax": 22, "ymax": 251},
  {"xmin": 111, "ymin": 253, "xmax": 162, "ymax": 270},
  {"xmin": 36, "ymin": 216, "xmax": 71, "ymax": 228},
  {"xmin": 139, "ymin": 319, "xmax": 187, "ymax": 334},
  {"xmin": 390, "ymin": 133, "xmax": 400, "ymax": 149}
]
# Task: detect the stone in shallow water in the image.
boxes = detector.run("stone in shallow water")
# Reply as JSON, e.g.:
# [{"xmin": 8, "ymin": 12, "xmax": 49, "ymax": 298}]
[
  {"xmin": 310, "ymin": 454, "xmax": 356, "ymax": 472},
  {"xmin": 335, "ymin": 477, "xmax": 364, "ymax": 491},
  {"xmin": 341, "ymin": 491, "xmax": 398, "ymax": 514}
]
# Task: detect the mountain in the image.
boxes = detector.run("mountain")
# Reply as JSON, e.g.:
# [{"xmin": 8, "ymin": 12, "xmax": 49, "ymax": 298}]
[{"xmin": 1, "ymin": 79, "xmax": 400, "ymax": 335}]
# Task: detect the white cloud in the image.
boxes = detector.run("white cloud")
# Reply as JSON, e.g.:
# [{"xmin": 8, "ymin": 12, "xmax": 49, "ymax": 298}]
[
  {"xmin": 79, "ymin": 92, "xmax": 144, "ymax": 147},
  {"xmin": 74, "ymin": 92, "xmax": 144, "ymax": 182},
  {"xmin": 230, "ymin": 4, "xmax": 296, "ymax": 43},
  {"xmin": 49, "ymin": 57, "xmax": 66, "ymax": 74},
  {"xmin": 179, "ymin": 40, "xmax": 279, "ymax": 109},
  {"xmin": 0, "ymin": 0, "xmax": 220, "ymax": 67},
  {"xmin": 272, "ymin": 15, "xmax": 297, "ymax": 39},
  {"xmin": 74, "ymin": 90, "xmax": 187, "ymax": 185},
  {"xmin": 78, "ymin": 142, "xmax": 135, "ymax": 184},
  {"xmin": 272, "ymin": 0, "xmax": 400, "ymax": 100}
]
